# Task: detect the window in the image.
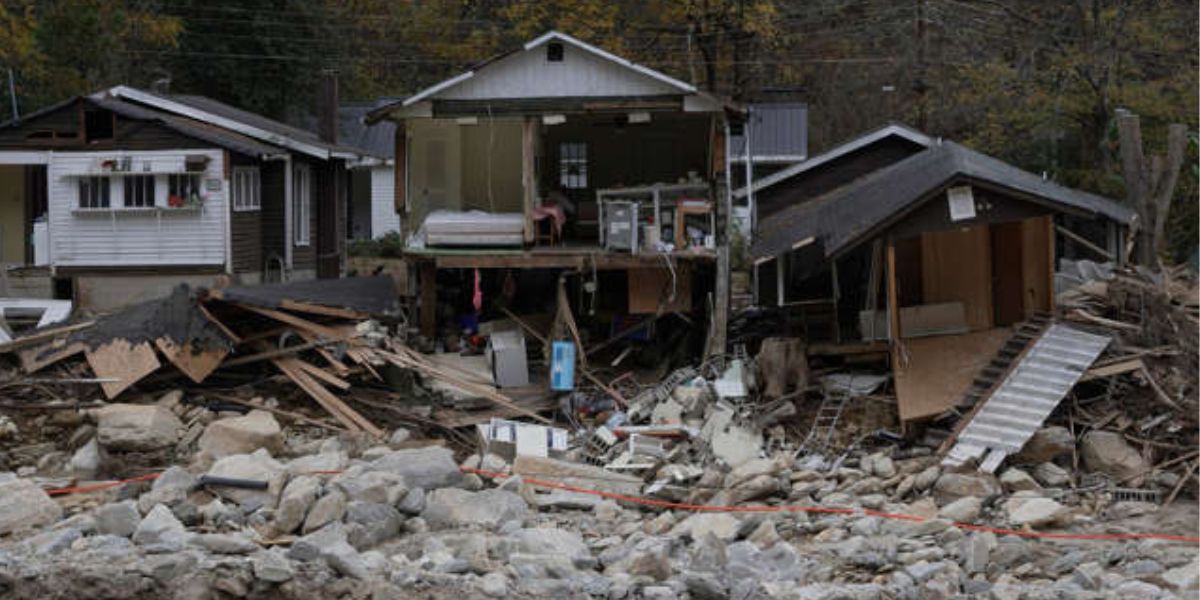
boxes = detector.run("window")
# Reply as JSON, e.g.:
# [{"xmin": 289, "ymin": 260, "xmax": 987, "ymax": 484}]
[
  {"xmin": 559, "ymin": 142, "xmax": 587, "ymax": 189},
  {"xmin": 293, "ymin": 164, "xmax": 311, "ymax": 246},
  {"xmin": 123, "ymin": 175, "xmax": 156, "ymax": 208},
  {"xmin": 232, "ymin": 167, "xmax": 261, "ymax": 211},
  {"xmin": 78, "ymin": 176, "xmax": 110, "ymax": 208},
  {"xmin": 84, "ymin": 110, "xmax": 114, "ymax": 142},
  {"xmin": 546, "ymin": 41, "xmax": 564, "ymax": 62},
  {"xmin": 168, "ymin": 174, "xmax": 201, "ymax": 206}
]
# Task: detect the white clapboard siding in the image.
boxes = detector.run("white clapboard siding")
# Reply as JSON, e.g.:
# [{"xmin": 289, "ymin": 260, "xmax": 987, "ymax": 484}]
[
  {"xmin": 48, "ymin": 149, "xmax": 227, "ymax": 267},
  {"xmin": 370, "ymin": 166, "xmax": 400, "ymax": 238},
  {"xmin": 440, "ymin": 43, "xmax": 679, "ymax": 100}
]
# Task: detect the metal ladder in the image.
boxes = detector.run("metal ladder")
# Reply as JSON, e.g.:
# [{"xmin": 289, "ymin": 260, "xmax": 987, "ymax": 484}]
[{"xmin": 796, "ymin": 391, "xmax": 852, "ymax": 459}]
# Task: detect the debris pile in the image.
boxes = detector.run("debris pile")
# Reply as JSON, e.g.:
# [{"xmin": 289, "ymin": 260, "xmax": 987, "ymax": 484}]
[{"xmin": 0, "ymin": 266, "xmax": 1194, "ymax": 599}]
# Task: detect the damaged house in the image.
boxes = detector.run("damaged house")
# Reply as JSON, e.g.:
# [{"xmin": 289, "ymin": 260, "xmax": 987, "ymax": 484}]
[
  {"xmin": 366, "ymin": 31, "xmax": 743, "ymax": 358},
  {"xmin": 0, "ymin": 79, "xmax": 376, "ymax": 311},
  {"xmin": 746, "ymin": 123, "xmax": 1137, "ymax": 467}
]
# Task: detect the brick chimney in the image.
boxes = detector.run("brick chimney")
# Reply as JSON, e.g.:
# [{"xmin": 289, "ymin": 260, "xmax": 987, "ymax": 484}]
[{"xmin": 318, "ymin": 70, "xmax": 339, "ymax": 145}]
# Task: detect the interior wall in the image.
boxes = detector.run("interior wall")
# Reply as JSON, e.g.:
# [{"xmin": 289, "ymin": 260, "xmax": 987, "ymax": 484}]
[
  {"xmin": 920, "ymin": 225, "xmax": 993, "ymax": 331},
  {"xmin": 0, "ymin": 166, "xmax": 24, "ymax": 264},
  {"xmin": 350, "ymin": 170, "xmax": 372, "ymax": 240},
  {"xmin": 406, "ymin": 119, "xmax": 462, "ymax": 232},
  {"xmin": 460, "ymin": 119, "xmax": 523, "ymax": 213},
  {"xmin": 1020, "ymin": 215, "xmax": 1052, "ymax": 316}
]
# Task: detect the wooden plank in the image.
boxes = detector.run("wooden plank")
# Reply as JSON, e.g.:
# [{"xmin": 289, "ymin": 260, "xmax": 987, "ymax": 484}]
[
  {"xmin": 920, "ymin": 225, "xmax": 993, "ymax": 332},
  {"xmin": 1080, "ymin": 358, "xmax": 1145, "ymax": 382},
  {"xmin": 521, "ymin": 117, "xmax": 536, "ymax": 244},
  {"xmin": 86, "ymin": 339, "xmax": 161, "ymax": 399},
  {"xmin": 154, "ymin": 337, "xmax": 229, "ymax": 384},
  {"xmin": 1023, "ymin": 215, "xmax": 1053, "ymax": 316},
  {"xmin": 296, "ymin": 359, "xmax": 352, "ymax": 390},
  {"xmin": 886, "ymin": 238, "xmax": 901, "ymax": 342},
  {"xmin": 197, "ymin": 299, "xmax": 242, "ymax": 343},
  {"xmin": 291, "ymin": 328, "xmax": 351, "ymax": 375},
  {"xmin": 380, "ymin": 349, "xmax": 553, "ymax": 425},
  {"xmin": 556, "ymin": 279, "xmax": 588, "ymax": 370},
  {"xmin": 278, "ymin": 299, "xmax": 369, "ymax": 321},
  {"xmin": 233, "ymin": 303, "xmax": 348, "ymax": 341},
  {"xmin": 18, "ymin": 341, "xmax": 85, "ymax": 373},
  {"xmin": 270, "ymin": 353, "xmax": 383, "ymax": 436},
  {"xmin": 0, "ymin": 320, "xmax": 94, "ymax": 354}
]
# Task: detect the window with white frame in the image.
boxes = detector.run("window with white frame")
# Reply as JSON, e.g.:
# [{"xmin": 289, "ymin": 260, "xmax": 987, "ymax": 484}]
[
  {"xmin": 168, "ymin": 174, "xmax": 201, "ymax": 205},
  {"xmin": 78, "ymin": 176, "xmax": 110, "ymax": 208},
  {"xmin": 559, "ymin": 142, "xmax": 587, "ymax": 189},
  {"xmin": 123, "ymin": 175, "xmax": 156, "ymax": 208},
  {"xmin": 293, "ymin": 164, "xmax": 311, "ymax": 246},
  {"xmin": 232, "ymin": 167, "xmax": 261, "ymax": 211}
]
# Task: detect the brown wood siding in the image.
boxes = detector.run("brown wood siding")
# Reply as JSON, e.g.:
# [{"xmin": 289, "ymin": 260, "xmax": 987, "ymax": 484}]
[
  {"xmin": 229, "ymin": 153, "xmax": 262, "ymax": 274},
  {"xmin": 260, "ymin": 161, "xmax": 287, "ymax": 270},
  {"xmin": 755, "ymin": 137, "xmax": 926, "ymax": 220},
  {"xmin": 0, "ymin": 102, "xmax": 202, "ymax": 150}
]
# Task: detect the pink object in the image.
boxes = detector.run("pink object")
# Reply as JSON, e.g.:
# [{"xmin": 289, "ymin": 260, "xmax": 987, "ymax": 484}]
[
  {"xmin": 531, "ymin": 204, "xmax": 566, "ymax": 235},
  {"xmin": 472, "ymin": 268, "xmax": 482, "ymax": 313}
]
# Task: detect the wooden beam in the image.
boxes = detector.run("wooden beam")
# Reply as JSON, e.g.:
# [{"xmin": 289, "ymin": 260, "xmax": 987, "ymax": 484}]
[
  {"xmin": 0, "ymin": 320, "xmax": 94, "ymax": 354},
  {"xmin": 278, "ymin": 299, "xmax": 368, "ymax": 321},
  {"xmin": 521, "ymin": 117, "xmax": 536, "ymax": 244},
  {"xmin": 233, "ymin": 303, "xmax": 348, "ymax": 341},
  {"xmin": 886, "ymin": 238, "xmax": 901, "ymax": 342},
  {"xmin": 393, "ymin": 121, "xmax": 406, "ymax": 214},
  {"xmin": 1055, "ymin": 224, "xmax": 1113, "ymax": 261},
  {"xmin": 419, "ymin": 261, "xmax": 437, "ymax": 339},
  {"xmin": 270, "ymin": 352, "xmax": 382, "ymax": 436}
]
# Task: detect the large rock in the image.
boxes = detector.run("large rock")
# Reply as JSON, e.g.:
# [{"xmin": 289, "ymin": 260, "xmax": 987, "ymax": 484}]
[
  {"xmin": 0, "ymin": 478, "xmax": 62, "ymax": 535},
  {"xmin": 302, "ymin": 490, "xmax": 347, "ymax": 534},
  {"xmin": 513, "ymin": 455, "xmax": 642, "ymax": 496},
  {"xmin": 369, "ymin": 446, "xmax": 463, "ymax": 489},
  {"xmin": 1014, "ymin": 426, "xmax": 1074, "ymax": 463},
  {"xmin": 205, "ymin": 449, "xmax": 286, "ymax": 507},
  {"xmin": 94, "ymin": 500, "xmax": 141, "ymax": 537},
  {"xmin": 137, "ymin": 466, "xmax": 196, "ymax": 514},
  {"xmin": 197, "ymin": 410, "xmax": 283, "ymax": 459},
  {"xmin": 937, "ymin": 496, "xmax": 982, "ymax": 523},
  {"xmin": 932, "ymin": 472, "xmax": 1001, "ymax": 504},
  {"xmin": 132, "ymin": 504, "xmax": 189, "ymax": 546},
  {"xmin": 95, "ymin": 403, "xmax": 183, "ymax": 451},
  {"xmin": 1005, "ymin": 494, "xmax": 1069, "ymax": 527},
  {"xmin": 1080, "ymin": 431, "xmax": 1151, "ymax": 485},
  {"xmin": 670, "ymin": 512, "xmax": 741, "ymax": 541},
  {"xmin": 332, "ymin": 469, "xmax": 407, "ymax": 504},
  {"xmin": 69, "ymin": 437, "xmax": 104, "ymax": 478},
  {"xmin": 422, "ymin": 488, "xmax": 528, "ymax": 530},
  {"xmin": 273, "ymin": 475, "xmax": 319, "ymax": 535},
  {"xmin": 505, "ymin": 527, "xmax": 590, "ymax": 562},
  {"xmin": 345, "ymin": 501, "xmax": 402, "ymax": 550}
]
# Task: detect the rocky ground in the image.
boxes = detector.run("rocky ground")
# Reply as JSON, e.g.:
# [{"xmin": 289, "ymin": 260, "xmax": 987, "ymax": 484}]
[{"xmin": 0, "ymin": 393, "xmax": 1197, "ymax": 600}]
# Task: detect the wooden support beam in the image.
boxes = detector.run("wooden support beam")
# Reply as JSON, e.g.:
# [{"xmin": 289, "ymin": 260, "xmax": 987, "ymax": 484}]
[
  {"xmin": 419, "ymin": 261, "xmax": 437, "ymax": 339},
  {"xmin": 521, "ymin": 117, "xmax": 536, "ymax": 244},
  {"xmin": 886, "ymin": 238, "xmax": 901, "ymax": 342}
]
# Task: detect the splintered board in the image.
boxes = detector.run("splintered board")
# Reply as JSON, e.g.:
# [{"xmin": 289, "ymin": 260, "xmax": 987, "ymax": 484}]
[
  {"xmin": 18, "ymin": 341, "xmax": 86, "ymax": 373},
  {"xmin": 155, "ymin": 337, "xmax": 229, "ymax": 383},
  {"xmin": 893, "ymin": 328, "xmax": 1011, "ymax": 422},
  {"xmin": 86, "ymin": 339, "xmax": 161, "ymax": 398}
]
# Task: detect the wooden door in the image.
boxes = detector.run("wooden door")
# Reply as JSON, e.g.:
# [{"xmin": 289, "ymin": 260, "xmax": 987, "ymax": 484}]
[
  {"xmin": 991, "ymin": 222, "xmax": 1025, "ymax": 326},
  {"xmin": 920, "ymin": 225, "xmax": 993, "ymax": 331}
]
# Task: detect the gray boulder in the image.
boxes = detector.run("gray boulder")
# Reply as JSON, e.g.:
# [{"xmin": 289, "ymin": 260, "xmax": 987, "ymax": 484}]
[
  {"xmin": 345, "ymin": 501, "xmax": 402, "ymax": 550},
  {"xmin": 205, "ymin": 449, "xmax": 286, "ymax": 507},
  {"xmin": 932, "ymin": 472, "xmax": 1001, "ymax": 504},
  {"xmin": 197, "ymin": 410, "xmax": 283, "ymax": 459},
  {"xmin": 94, "ymin": 500, "xmax": 141, "ymax": 537},
  {"xmin": 95, "ymin": 403, "xmax": 183, "ymax": 451},
  {"xmin": 302, "ymin": 490, "xmax": 347, "ymax": 534},
  {"xmin": 132, "ymin": 504, "xmax": 189, "ymax": 546},
  {"xmin": 369, "ymin": 446, "xmax": 463, "ymax": 489},
  {"xmin": 273, "ymin": 475, "xmax": 319, "ymax": 535},
  {"xmin": 1080, "ymin": 431, "xmax": 1151, "ymax": 485},
  {"xmin": 0, "ymin": 478, "xmax": 62, "ymax": 535},
  {"xmin": 252, "ymin": 549, "xmax": 295, "ymax": 583},
  {"xmin": 422, "ymin": 488, "xmax": 528, "ymax": 530},
  {"xmin": 1015, "ymin": 426, "xmax": 1074, "ymax": 463}
]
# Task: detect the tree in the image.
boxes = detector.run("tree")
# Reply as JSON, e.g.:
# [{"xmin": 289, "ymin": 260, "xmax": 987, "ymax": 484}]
[{"xmin": 1117, "ymin": 113, "xmax": 1187, "ymax": 266}]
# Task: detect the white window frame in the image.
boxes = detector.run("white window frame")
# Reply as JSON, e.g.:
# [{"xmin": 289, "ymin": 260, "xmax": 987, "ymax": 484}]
[
  {"xmin": 232, "ymin": 166, "xmax": 261, "ymax": 211},
  {"xmin": 559, "ymin": 142, "xmax": 587, "ymax": 189},
  {"xmin": 78, "ymin": 176, "xmax": 111, "ymax": 208},
  {"xmin": 293, "ymin": 164, "xmax": 311, "ymax": 246},
  {"xmin": 168, "ymin": 173, "xmax": 202, "ymax": 203}
]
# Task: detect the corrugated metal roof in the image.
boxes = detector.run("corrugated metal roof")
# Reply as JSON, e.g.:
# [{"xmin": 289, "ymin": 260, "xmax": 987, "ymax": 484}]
[
  {"xmin": 751, "ymin": 140, "xmax": 1136, "ymax": 260},
  {"xmin": 730, "ymin": 102, "xmax": 808, "ymax": 162}
]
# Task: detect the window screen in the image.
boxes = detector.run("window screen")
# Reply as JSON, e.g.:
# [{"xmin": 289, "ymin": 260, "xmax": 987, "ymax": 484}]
[
  {"xmin": 559, "ymin": 142, "xmax": 587, "ymax": 189},
  {"xmin": 232, "ymin": 167, "xmax": 261, "ymax": 211}
]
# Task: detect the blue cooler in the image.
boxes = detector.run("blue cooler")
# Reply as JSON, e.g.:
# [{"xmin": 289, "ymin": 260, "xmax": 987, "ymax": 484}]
[{"xmin": 550, "ymin": 341, "xmax": 576, "ymax": 391}]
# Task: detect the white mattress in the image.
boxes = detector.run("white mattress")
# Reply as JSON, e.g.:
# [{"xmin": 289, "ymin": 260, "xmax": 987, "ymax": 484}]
[{"xmin": 424, "ymin": 210, "xmax": 524, "ymax": 247}]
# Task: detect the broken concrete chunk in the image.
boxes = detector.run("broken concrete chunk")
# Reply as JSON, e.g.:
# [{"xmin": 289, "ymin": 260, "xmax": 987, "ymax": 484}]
[
  {"xmin": 95, "ymin": 403, "xmax": 183, "ymax": 452},
  {"xmin": 709, "ymin": 424, "xmax": 763, "ymax": 468},
  {"xmin": 197, "ymin": 410, "xmax": 283, "ymax": 460},
  {"xmin": 0, "ymin": 478, "xmax": 63, "ymax": 535}
]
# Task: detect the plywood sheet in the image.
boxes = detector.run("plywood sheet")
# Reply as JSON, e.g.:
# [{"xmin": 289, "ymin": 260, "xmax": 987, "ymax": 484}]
[
  {"xmin": 86, "ymin": 339, "xmax": 161, "ymax": 399},
  {"xmin": 155, "ymin": 338, "xmax": 229, "ymax": 383},
  {"xmin": 894, "ymin": 328, "xmax": 1011, "ymax": 422},
  {"xmin": 921, "ymin": 226, "xmax": 993, "ymax": 331},
  {"xmin": 628, "ymin": 264, "xmax": 692, "ymax": 314},
  {"xmin": 1021, "ymin": 215, "xmax": 1052, "ymax": 316}
]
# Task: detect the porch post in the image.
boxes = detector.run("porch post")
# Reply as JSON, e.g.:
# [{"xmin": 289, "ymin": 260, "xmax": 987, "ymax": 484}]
[
  {"xmin": 886, "ymin": 237, "xmax": 901, "ymax": 342},
  {"xmin": 419, "ymin": 261, "xmax": 437, "ymax": 339},
  {"xmin": 521, "ymin": 117, "xmax": 536, "ymax": 244}
]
